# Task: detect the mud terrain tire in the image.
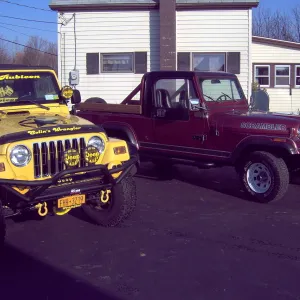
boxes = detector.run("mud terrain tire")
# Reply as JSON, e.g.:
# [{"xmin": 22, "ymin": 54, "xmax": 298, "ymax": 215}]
[
  {"xmin": 85, "ymin": 97, "xmax": 107, "ymax": 104},
  {"xmin": 82, "ymin": 174, "xmax": 137, "ymax": 227},
  {"xmin": 0, "ymin": 200, "xmax": 6, "ymax": 250},
  {"xmin": 238, "ymin": 151, "xmax": 289, "ymax": 203}
]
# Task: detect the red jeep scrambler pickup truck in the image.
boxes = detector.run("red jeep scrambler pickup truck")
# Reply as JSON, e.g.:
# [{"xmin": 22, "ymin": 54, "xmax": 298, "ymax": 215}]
[{"xmin": 77, "ymin": 71, "xmax": 300, "ymax": 203}]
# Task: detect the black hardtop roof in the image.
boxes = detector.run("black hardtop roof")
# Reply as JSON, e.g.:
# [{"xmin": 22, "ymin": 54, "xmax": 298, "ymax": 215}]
[
  {"xmin": 144, "ymin": 70, "xmax": 237, "ymax": 78},
  {"xmin": 0, "ymin": 64, "xmax": 55, "ymax": 71}
]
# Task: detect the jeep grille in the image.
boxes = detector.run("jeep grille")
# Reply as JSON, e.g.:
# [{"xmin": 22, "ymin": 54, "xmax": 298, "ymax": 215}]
[{"xmin": 33, "ymin": 138, "xmax": 88, "ymax": 178}]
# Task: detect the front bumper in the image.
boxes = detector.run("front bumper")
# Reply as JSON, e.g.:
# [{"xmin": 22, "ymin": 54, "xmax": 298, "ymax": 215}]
[{"xmin": 0, "ymin": 155, "xmax": 139, "ymax": 208}]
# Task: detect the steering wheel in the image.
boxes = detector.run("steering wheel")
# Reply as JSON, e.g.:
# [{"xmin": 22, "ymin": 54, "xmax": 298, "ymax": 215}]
[
  {"xmin": 203, "ymin": 94, "xmax": 214, "ymax": 101},
  {"xmin": 216, "ymin": 92, "xmax": 232, "ymax": 102}
]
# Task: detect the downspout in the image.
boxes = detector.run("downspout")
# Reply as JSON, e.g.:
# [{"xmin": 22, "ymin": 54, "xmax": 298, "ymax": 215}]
[
  {"xmin": 248, "ymin": 8, "xmax": 252, "ymax": 103},
  {"xmin": 63, "ymin": 32, "xmax": 66, "ymax": 86}
]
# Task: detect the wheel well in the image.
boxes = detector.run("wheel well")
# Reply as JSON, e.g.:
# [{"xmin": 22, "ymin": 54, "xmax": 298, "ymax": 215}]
[
  {"xmin": 105, "ymin": 128, "xmax": 129, "ymax": 141},
  {"xmin": 234, "ymin": 144, "xmax": 292, "ymax": 167}
]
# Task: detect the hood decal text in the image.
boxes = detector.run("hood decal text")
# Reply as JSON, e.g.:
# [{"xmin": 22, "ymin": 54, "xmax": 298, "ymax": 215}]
[
  {"xmin": 240, "ymin": 122, "xmax": 287, "ymax": 131},
  {"xmin": 27, "ymin": 126, "xmax": 82, "ymax": 135}
]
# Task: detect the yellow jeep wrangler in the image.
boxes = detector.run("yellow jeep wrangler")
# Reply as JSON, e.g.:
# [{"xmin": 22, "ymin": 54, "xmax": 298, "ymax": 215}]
[{"xmin": 0, "ymin": 64, "xmax": 139, "ymax": 248}]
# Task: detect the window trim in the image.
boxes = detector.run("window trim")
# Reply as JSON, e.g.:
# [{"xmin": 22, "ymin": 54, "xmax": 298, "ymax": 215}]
[
  {"xmin": 254, "ymin": 64, "xmax": 270, "ymax": 88},
  {"xmin": 275, "ymin": 64, "xmax": 290, "ymax": 87},
  {"xmin": 295, "ymin": 65, "xmax": 300, "ymax": 88},
  {"xmin": 192, "ymin": 52, "xmax": 226, "ymax": 72},
  {"xmin": 100, "ymin": 52, "xmax": 134, "ymax": 73}
]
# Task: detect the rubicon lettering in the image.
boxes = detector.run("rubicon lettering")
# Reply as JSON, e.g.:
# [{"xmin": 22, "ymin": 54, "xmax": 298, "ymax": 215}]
[
  {"xmin": 240, "ymin": 122, "xmax": 287, "ymax": 131},
  {"xmin": 0, "ymin": 74, "xmax": 40, "ymax": 80}
]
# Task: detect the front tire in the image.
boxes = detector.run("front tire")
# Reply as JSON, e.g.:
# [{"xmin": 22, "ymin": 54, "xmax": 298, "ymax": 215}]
[
  {"xmin": 0, "ymin": 200, "xmax": 6, "ymax": 250},
  {"xmin": 237, "ymin": 151, "xmax": 289, "ymax": 203},
  {"xmin": 82, "ymin": 175, "xmax": 137, "ymax": 227}
]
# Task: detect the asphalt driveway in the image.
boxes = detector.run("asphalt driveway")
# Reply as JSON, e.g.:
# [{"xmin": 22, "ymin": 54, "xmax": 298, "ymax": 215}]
[{"xmin": 1, "ymin": 163, "xmax": 300, "ymax": 300}]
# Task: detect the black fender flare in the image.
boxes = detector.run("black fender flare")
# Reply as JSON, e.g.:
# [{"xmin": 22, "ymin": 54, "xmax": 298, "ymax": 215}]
[
  {"xmin": 230, "ymin": 135, "xmax": 299, "ymax": 163},
  {"xmin": 101, "ymin": 122, "xmax": 139, "ymax": 149}
]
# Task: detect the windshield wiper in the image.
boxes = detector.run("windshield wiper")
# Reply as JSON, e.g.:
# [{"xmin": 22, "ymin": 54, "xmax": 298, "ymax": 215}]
[{"xmin": 18, "ymin": 100, "xmax": 50, "ymax": 111}]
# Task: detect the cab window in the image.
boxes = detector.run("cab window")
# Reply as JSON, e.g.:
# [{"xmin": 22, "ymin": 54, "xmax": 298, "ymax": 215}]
[
  {"xmin": 199, "ymin": 78, "xmax": 244, "ymax": 102},
  {"xmin": 153, "ymin": 78, "xmax": 196, "ymax": 120}
]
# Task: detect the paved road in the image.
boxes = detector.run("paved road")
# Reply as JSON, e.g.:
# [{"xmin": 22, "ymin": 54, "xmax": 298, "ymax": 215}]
[{"xmin": 2, "ymin": 163, "xmax": 300, "ymax": 300}]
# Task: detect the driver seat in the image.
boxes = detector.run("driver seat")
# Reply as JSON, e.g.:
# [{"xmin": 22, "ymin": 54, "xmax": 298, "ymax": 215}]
[{"xmin": 156, "ymin": 89, "xmax": 172, "ymax": 108}]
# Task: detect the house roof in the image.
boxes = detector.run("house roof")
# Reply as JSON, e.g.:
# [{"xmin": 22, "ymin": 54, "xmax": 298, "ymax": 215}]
[
  {"xmin": 49, "ymin": 0, "xmax": 259, "ymax": 11},
  {"xmin": 252, "ymin": 36, "xmax": 300, "ymax": 51}
]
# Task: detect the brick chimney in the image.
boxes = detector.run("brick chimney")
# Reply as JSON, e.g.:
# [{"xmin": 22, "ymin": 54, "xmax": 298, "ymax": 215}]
[{"xmin": 159, "ymin": 0, "xmax": 176, "ymax": 70}]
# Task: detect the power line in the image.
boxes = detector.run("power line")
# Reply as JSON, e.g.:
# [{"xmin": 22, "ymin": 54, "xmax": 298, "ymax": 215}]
[
  {"xmin": 0, "ymin": 14, "xmax": 60, "ymax": 24},
  {"xmin": 1, "ymin": 25, "xmax": 31, "ymax": 37},
  {"xmin": 0, "ymin": 37, "xmax": 58, "ymax": 56},
  {"xmin": 0, "ymin": 0, "xmax": 53, "ymax": 12},
  {"xmin": 0, "ymin": 21, "xmax": 58, "ymax": 33},
  {"xmin": 0, "ymin": 21, "xmax": 58, "ymax": 32}
]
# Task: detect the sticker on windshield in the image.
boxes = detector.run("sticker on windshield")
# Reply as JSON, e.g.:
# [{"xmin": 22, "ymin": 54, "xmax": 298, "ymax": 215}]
[
  {"xmin": 0, "ymin": 86, "xmax": 14, "ymax": 97},
  {"xmin": 0, "ymin": 98, "xmax": 17, "ymax": 103},
  {"xmin": 45, "ymin": 94, "xmax": 59, "ymax": 100},
  {"xmin": 0, "ymin": 74, "xmax": 40, "ymax": 81}
]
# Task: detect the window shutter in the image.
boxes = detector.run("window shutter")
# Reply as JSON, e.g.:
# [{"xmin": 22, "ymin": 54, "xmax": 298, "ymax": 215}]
[
  {"xmin": 227, "ymin": 52, "xmax": 240, "ymax": 74},
  {"xmin": 177, "ymin": 52, "xmax": 190, "ymax": 71},
  {"xmin": 86, "ymin": 53, "xmax": 99, "ymax": 75},
  {"xmin": 134, "ymin": 52, "xmax": 147, "ymax": 74}
]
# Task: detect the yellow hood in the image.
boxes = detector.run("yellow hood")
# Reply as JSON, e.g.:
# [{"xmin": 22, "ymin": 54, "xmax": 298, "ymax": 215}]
[{"xmin": 0, "ymin": 111, "xmax": 94, "ymax": 135}]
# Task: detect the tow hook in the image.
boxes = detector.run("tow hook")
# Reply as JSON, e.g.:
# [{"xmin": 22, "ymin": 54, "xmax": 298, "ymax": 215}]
[
  {"xmin": 35, "ymin": 202, "xmax": 48, "ymax": 217},
  {"xmin": 100, "ymin": 190, "xmax": 111, "ymax": 204}
]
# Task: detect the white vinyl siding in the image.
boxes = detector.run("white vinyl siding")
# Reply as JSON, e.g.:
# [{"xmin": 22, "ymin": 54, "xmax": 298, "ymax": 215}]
[
  {"xmin": 57, "ymin": 11, "xmax": 160, "ymax": 103},
  {"xmin": 252, "ymin": 42, "xmax": 300, "ymax": 63},
  {"xmin": 252, "ymin": 41, "xmax": 300, "ymax": 113},
  {"xmin": 176, "ymin": 10, "xmax": 251, "ymax": 99}
]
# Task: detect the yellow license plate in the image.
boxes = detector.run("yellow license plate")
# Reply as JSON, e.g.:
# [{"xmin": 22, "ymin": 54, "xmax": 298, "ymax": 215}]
[{"xmin": 57, "ymin": 194, "xmax": 86, "ymax": 209}]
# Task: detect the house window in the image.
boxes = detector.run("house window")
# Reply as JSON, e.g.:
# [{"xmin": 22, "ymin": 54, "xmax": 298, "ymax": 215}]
[
  {"xmin": 254, "ymin": 65, "xmax": 270, "ymax": 87},
  {"xmin": 86, "ymin": 53, "xmax": 99, "ymax": 75},
  {"xmin": 101, "ymin": 53, "xmax": 134, "ymax": 73},
  {"xmin": 275, "ymin": 65, "xmax": 290, "ymax": 87},
  {"xmin": 192, "ymin": 53, "xmax": 225, "ymax": 72},
  {"xmin": 296, "ymin": 65, "xmax": 300, "ymax": 87}
]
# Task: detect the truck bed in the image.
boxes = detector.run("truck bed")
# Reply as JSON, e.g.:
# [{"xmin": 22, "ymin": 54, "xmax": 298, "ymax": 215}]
[{"xmin": 79, "ymin": 102, "xmax": 142, "ymax": 114}]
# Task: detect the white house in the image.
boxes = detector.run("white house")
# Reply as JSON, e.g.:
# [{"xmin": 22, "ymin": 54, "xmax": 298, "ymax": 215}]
[
  {"xmin": 49, "ymin": 0, "xmax": 258, "ymax": 103},
  {"xmin": 252, "ymin": 36, "xmax": 300, "ymax": 114}
]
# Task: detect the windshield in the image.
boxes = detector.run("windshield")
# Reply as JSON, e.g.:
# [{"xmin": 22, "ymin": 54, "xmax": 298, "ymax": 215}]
[
  {"xmin": 198, "ymin": 77, "xmax": 245, "ymax": 102},
  {"xmin": 0, "ymin": 71, "xmax": 60, "ymax": 106}
]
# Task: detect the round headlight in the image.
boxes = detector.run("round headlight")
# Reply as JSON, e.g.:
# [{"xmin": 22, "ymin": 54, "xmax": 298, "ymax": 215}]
[
  {"xmin": 87, "ymin": 136, "xmax": 105, "ymax": 153},
  {"xmin": 10, "ymin": 145, "xmax": 31, "ymax": 167}
]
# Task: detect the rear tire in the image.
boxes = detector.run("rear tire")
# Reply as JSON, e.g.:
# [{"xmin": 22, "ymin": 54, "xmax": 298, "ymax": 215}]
[
  {"xmin": 82, "ymin": 175, "xmax": 137, "ymax": 227},
  {"xmin": 0, "ymin": 200, "xmax": 6, "ymax": 250},
  {"xmin": 85, "ymin": 97, "xmax": 107, "ymax": 104},
  {"xmin": 237, "ymin": 151, "xmax": 289, "ymax": 203}
]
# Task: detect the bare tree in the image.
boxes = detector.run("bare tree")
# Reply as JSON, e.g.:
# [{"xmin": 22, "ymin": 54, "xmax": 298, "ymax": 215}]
[
  {"xmin": 253, "ymin": 6, "xmax": 299, "ymax": 42},
  {"xmin": 0, "ymin": 35, "xmax": 12, "ymax": 64},
  {"xmin": 292, "ymin": 5, "xmax": 300, "ymax": 42},
  {"xmin": 22, "ymin": 36, "xmax": 58, "ymax": 73}
]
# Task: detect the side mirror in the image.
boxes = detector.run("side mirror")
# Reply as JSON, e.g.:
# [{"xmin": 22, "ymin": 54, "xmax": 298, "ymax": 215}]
[
  {"xmin": 189, "ymin": 98, "xmax": 201, "ymax": 111},
  {"xmin": 71, "ymin": 89, "xmax": 81, "ymax": 104}
]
